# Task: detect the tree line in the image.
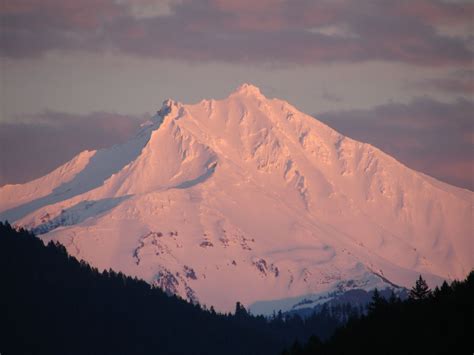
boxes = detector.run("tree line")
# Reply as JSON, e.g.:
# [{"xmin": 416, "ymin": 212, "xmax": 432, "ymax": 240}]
[
  {"xmin": 283, "ymin": 268, "xmax": 473, "ymax": 354},
  {"xmin": 0, "ymin": 222, "xmax": 351, "ymax": 355},
  {"xmin": 1, "ymin": 222, "xmax": 471, "ymax": 355}
]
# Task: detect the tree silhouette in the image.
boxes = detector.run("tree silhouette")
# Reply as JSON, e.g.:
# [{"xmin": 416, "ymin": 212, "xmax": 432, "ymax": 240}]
[
  {"xmin": 438, "ymin": 280, "xmax": 451, "ymax": 297},
  {"xmin": 368, "ymin": 288, "xmax": 386, "ymax": 313},
  {"xmin": 409, "ymin": 275, "xmax": 432, "ymax": 300},
  {"xmin": 234, "ymin": 301, "xmax": 249, "ymax": 320},
  {"xmin": 388, "ymin": 290, "xmax": 398, "ymax": 304}
]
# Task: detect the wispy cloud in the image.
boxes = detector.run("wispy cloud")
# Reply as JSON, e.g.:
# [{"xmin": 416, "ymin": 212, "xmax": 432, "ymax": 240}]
[
  {"xmin": 317, "ymin": 97, "xmax": 474, "ymax": 190},
  {"xmin": 1, "ymin": 0, "xmax": 472, "ymax": 66}
]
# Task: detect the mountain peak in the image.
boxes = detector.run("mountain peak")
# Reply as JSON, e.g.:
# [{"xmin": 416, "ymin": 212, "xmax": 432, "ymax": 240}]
[
  {"xmin": 231, "ymin": 83, "xmax": 265, "ymax": 98},
  {"xmin": 152, "ymin": 98, "xmax": 182, "ymax": 125},
  {"xmin": 159, "ymin": 99, "xmax": 180, "ymax": 115},
  {"xmin": 1, "ymin": 85, "xmax": 472, "ymax": 314}
]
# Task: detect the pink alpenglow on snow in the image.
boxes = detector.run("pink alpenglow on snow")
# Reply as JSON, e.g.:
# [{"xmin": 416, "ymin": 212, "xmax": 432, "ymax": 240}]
[{"xmin": 1, "ymin": 84, "xmax": 472, "ymax": 313}]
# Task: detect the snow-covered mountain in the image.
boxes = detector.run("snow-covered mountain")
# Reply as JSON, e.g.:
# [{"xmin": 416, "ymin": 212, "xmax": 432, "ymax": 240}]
[{"xmin": 1, "ymin": 84, "xmax": 472, "ymax": 313}]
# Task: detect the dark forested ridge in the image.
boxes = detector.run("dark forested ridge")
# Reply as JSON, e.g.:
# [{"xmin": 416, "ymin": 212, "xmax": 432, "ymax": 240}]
[
  {"xmin": 1, "ymin": 222, "xmax": 472, "ymax": 355},
  {"xmin": 0, "ymin": 222, "xmax": 346, "ymax": 355},
  {"xmin": 284, "ymin": 271, "xmax": 474, "ymax": 355}
]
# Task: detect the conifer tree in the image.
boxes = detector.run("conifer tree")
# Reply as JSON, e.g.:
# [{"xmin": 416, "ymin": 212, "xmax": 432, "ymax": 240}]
[
  {"xmin": 409, "ymin": 275, "xmax": 432, "ymax": 300},
  {"xmin": 388, "ymin": 290, "xmax": 398, "ymax": 304},
  {"xmin": 368, "ymin": 288, "xmax": 386, "ymax": 313},
  {"xmin": 234, "ymin": 301, "xmax": 249, "ymax": 320},
  {"xmin": 439, "ymin": 280, "xmax": 451, "ymax": 296}
]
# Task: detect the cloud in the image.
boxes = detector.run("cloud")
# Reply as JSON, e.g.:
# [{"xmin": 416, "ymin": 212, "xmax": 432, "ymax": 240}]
[
  {"xmin": 396, "ymin": 0, "xmax": 474, "ymax": 25},
  {"xmin": 0, "ymin": 111, "xmax": 144, "ymax": 186},
  {"xmin": 0, "ymin": 0, "xmax": 128, "ymax": 58},
  {"xmin": 316, "ymin": 97, "xmax": 474, "ymax": 190},
  {"xmin": 321, "ymin": 87, "xmax": 343, "ymax": 103},
  {"xmin": 413, "ymin": 70, "xmax": 474, "ymax": 94},
  {"xmin": 1, "ymin": 0, "xmax": 472, "ymax": 66}
]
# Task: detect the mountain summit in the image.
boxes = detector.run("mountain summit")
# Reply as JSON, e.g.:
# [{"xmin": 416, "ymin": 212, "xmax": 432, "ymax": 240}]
[
  {"xmin": 1, "ymin": 84, "xmax": 472, "ymax": 313},
  {"xmin": 232, "ymin": 83, "xmax": 265, "ymax": 97}
]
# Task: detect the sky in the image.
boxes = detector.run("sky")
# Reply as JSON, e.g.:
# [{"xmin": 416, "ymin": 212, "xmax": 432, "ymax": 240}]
[{"xmin": 0, "ymin": 0, "xmax": 473, "ymax": 190}]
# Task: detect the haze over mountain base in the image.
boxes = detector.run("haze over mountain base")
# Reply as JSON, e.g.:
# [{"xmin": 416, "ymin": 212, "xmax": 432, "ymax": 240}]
[{"xmin": 1, "ymin": 84, "xmax": 472, "ymax": 313}]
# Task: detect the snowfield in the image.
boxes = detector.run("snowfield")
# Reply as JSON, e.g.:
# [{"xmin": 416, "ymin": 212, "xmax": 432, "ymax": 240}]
[{"xmin": 1, "ymin": 84, "xmax": 472, "ymax": 313}]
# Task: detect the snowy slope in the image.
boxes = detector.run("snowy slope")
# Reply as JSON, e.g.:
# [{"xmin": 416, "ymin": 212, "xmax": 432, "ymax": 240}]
[{"xmin": 1, "ymin": 84, "xmax": 472, "ymax": 313}]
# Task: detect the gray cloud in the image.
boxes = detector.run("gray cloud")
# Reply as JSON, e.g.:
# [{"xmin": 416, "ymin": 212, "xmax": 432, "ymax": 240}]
[
  {"xmin": 1, "ymin": 0, "xmax": 472, "ymax": 66},
  {"xmin": 316, "ymin": 97, "xmax": 474, "ymax": 190},
  {"xmin": 413, "ymin": 70, "xmax": 474, "ymax": 94},
  {"xmin": 0, "ymin": 111, "xmax": 144, "ymax": 186}
]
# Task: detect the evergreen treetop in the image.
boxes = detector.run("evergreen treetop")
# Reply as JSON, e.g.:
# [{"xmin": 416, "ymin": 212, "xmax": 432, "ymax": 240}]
[{"xmin": 409, "ymin": 275, "xmax": 432, "ymax": 300}]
